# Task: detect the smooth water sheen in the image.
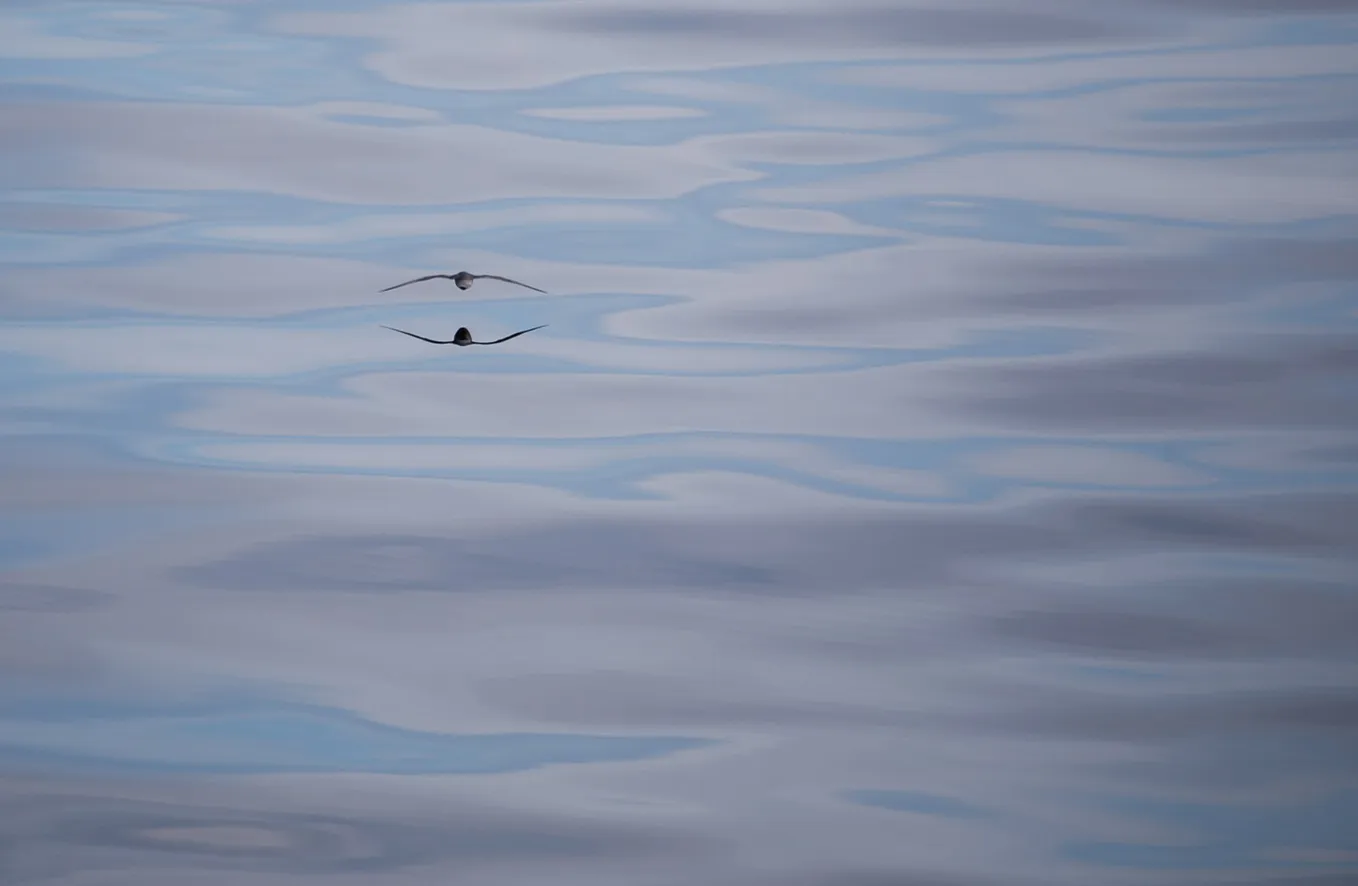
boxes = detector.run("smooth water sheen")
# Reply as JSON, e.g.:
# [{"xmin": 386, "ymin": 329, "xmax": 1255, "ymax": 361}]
[{"xmin": 2, "ymin": 1, "xmax": 1357, "ymax": 884}]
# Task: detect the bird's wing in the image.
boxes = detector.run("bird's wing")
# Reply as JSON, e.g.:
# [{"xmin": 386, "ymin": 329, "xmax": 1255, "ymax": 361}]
[
  {"xmin": 476, "ymin": 324, "xmax": 548, "ymax": 345},
  {"xmin": 381, "ymin": 325, "xmax": 456, "ymax": 344},
  {"xmin": 470, "ymin": 274, "xmax": 548, "ymax": 294},
  {"xmin": 379, "ymin": 274, "xmax": 454, "ymax": 293}
]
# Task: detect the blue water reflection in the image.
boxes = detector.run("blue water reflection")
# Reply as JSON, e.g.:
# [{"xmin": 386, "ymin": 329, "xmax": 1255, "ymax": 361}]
[
  {"xmin": 2, "ymin": 0, "xmax": 1356, "ymax": 883},
  {"xmin": 0, "ymin": 696, "xmax": 708, "ymax": 776}
]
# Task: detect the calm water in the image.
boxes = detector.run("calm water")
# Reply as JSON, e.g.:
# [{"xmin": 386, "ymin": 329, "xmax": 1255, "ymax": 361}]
[{"xmin": 2, "ymin": 1, "xmax": 1357, "ymax": 884}]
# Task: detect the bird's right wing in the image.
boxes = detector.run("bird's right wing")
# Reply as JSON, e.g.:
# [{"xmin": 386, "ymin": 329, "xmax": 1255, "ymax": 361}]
[
  {"xmin": 379, "ymin": 274, "xmax": 454, "ymax": 293},
  {"xmin": 381, "ymin": 325, "xmax": 456, "ymax": 344}
]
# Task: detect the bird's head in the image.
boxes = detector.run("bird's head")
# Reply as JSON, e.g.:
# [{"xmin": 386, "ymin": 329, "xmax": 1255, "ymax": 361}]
[
  {"xmin": 452, "ymin": 272, "xmax": 475, "ymax": 289},
  {"xmin": 453, "ymin": 327, "xmax": 473, "ymax": 345}
]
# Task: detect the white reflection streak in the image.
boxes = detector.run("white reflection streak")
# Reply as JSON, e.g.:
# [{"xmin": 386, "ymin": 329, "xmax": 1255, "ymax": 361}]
[
  {"xmin": 203, "ymin": 205, "xmax": 668, "ymax": 246},
  {"xmin": 270, "ymin": 0, "xmax": 1210, "ymax": 91},
  {"xmin": 0, "ymin": 14, "xmax": 154, "ymax": 59},
  {"xmin": 172, "ymin": 364, "xmax": 957, "ymax": 440},
  {"xmin": 0, "ymin": 322, "xmax": 846, "ymax": 377},
  {"xmin": 716, "ymin": 206, "xmax": 902, "ymax": 237},
  {"xmin": 187, "ymin": 437, "xmax": 949, "ymax": 498},
  {"xmin": 837, "ymin": 43, "xmax": 1358, "ymax": 93},
  {"xmin": 751, "ymin": 150, "xmax": 1358, "ymax": 222},
  {"xmin": 965, "ymin": 444, "xmax": 1208, "ymax": 488},
  {"xmin": 8, "ymin": 101, "xmax": 761, "ymax": 204},
  {"xmin": 986, "ymin": 78, "xmax": 1358, "ymax": 151},
  {"xmin": 520, "ymin": 105, "xmax": 709, "ymax": 121}
]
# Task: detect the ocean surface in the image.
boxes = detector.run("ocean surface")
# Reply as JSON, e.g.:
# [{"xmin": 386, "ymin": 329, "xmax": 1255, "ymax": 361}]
[{"xmin": 2, "ymin": 1, "xmax": 1357, "ymax": 884}]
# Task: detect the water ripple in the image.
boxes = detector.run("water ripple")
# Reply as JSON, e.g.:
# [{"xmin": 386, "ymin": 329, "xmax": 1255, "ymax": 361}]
[{"xmin": 2, "ymin": 0, "xmax": 1356, "ymax": 884}]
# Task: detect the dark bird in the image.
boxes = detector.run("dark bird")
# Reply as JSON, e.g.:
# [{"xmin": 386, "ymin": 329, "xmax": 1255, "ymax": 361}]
[
  {"xmin": 381, "ymin": 324, "xmax": 547, "ymax": 346},
  {"xmin": 379, "ymin": 271, "xmax": 546, "ymax": 294}
]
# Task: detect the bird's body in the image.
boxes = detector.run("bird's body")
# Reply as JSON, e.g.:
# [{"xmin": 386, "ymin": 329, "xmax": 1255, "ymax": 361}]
[
  {"xmin": 382, "ymin": 324, "xmax": 547, "ymax": 346},
  {"xmin": 379, "ymin": 271, "xmax": 546, "ymax": 294}
]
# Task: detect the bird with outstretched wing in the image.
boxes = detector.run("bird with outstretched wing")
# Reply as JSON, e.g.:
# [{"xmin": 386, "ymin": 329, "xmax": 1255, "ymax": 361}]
[
  {"xmin": 381, "ymin": 324, "xmax": 547, "ymax": 346},
  {"xmin": 379, "ymin": 271, "xmax": 546, "ymax": 294}
]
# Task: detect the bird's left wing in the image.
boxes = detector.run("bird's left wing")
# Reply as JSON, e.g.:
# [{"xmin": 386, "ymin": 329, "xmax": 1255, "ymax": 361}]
[{"xmin": 472, "ymin": 274, "xmax": 548, "ymax": 294}]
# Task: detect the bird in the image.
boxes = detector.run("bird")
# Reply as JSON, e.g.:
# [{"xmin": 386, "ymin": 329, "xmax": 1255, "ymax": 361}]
[
  {"xmin": 379, "ymin": 271, "xmax": 546, "ymax": 294},
  {"xmin": 381, "ymin": 324, "xmax": 547, "ymax": 346}
]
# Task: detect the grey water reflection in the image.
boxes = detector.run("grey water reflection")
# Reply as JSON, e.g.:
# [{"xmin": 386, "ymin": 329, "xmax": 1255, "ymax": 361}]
[{"xmin": 2, "ymin": 0, "xmax": 1356, "ymax": 883}]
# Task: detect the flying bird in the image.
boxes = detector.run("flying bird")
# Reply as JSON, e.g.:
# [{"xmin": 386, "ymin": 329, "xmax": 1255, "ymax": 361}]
[
  {"xmin": 379, "ymin": 271, "xmax": 546, "ymax": 294},
  {"xmin": 381, "ymin": 324, "xmax": 547, "ymax": 346}
]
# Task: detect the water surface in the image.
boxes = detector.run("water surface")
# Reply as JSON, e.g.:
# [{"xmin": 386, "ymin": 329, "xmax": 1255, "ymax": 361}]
[{"xmin": 2, "ymin": 1, "xmax": 1357, "ymax": 884}]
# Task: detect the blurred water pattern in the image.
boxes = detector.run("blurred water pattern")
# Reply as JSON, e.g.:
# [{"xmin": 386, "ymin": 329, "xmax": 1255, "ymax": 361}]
[{"xmin": 1, "ymin": 0, "xmax": 1357, "ymax": 883}]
